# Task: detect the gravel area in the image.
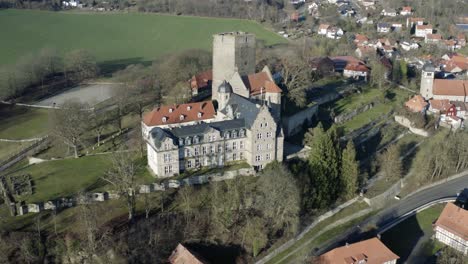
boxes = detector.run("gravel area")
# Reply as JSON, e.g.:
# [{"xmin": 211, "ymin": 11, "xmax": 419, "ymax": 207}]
[{"xmin": 36, "ymin": 83, "xmax": 120, "ymax": 107}]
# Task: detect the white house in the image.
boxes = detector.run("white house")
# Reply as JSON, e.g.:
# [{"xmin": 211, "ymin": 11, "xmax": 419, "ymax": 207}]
[
  {"xmin": 434, "ymin": 203, "xmax": 468, "ymax": 254},
  {"xmin": 377, "ymin": 23, "xmax": 391, "ymax": 33},
  {"xmin": 343, "ymin": 63, "xmax": 369, "ymax": 80},
  {"xmin": 415, "ymin": 24, "xmax": 433, "ymax": 38},
  {"xmin": 407, "ymin": 17, "xmax": 424, "ymax": 28},
  {"xmin": 400, "ymin": 41, "xmax": 419, "ymax": 51},
  {"xmin": 391, "ymin": 23, "xmax": 403, "ymax": 31},
  {"xmin": 381, "ymin": 8, "xmax": 397, "ymax": 17},
  {"xmin": 400, "ymin": 6, "xmax": 412, "ymax": 16},
  {"xmin": 318, "ymin": 24, "xmax": 330, "ymax": 35},
  {"xmin": 425, "ymin": 33, "xmax": 442, "ymax": 44},
  {"xmin": 326, "ymin": 27, "xmax": 344, "ymax": 39}
]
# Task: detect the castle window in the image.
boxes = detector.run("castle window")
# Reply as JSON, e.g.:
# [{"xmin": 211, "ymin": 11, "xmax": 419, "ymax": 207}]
[
  {"xmin": 257, "ymin": 144, "xmax": 262, "ymax": 151},
  {"xmin": 202, "ymin": 146, "xmax": 207, "ymax": 155},
  {"xmin": 267, "ymin": 143, "xmax": 272, "ymax": 150},
  {"xmin": 233, "ymin": 142, "xmax": 237, "ymax": 150},
  {"xmin": 233, "ymin": 153, "xmax": 237, "ymax": 160},
  {"xmin": 210, "ymin": 145, "xmax": 215, "ymax": 153},
  {"xmin": 257, "ymin": 133, "xmax": 262, "ymax": 139},
  {"xmin": 163, "ymin": 153, "xmax": 172, "ymax": 163},
  {"xmin": 164, "ymin": 143, "xmax": 170, "ymax": 150},
  {"xmin": 194, "ymin": 147, "xmax": 199, "ymax": 156},
  {"xmin": 266, "ymin": 132, "xmax": 272, "ymax": 138},
  {"xmin": 218, "ymin": 144, "xmax": 222, "ymax": 152},
  {"xmin": 240, "ymin": 152, "xmax": 244, "ymax": 160},
  {"xmin": 185, "ymin": 149, "xmax": 191, "ymax": 157},
  {"xmin": 266, "ymin": 153, "xmax": 271, "ymax": 160},
  {"xmin": 187, "ymin": 160, "xmax": 192, "ymax": 168},
  {"xmin": 255, "ymin": 155, "xmax": 261, "ymax": 162},
  {"xmin": 240, "ymin": 141, "xmax": 244, "ymax": 149}
]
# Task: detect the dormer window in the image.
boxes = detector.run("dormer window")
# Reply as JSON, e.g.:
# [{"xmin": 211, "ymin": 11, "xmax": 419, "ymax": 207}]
[
  {"xmin": 180, "ymin": 115, "xmax": 185, "ymax": 120},
  {"xmin": 198, "ymin": 112, "xmax": 202, "ymax": 118},
  {"xmin": 179, "ymin": 139, "xmax": 184, "ymax": 146},
  {"xmin": 239, "ymin": 129, "xmax": 245, "ymax": 137},
  {"xmin": 169, "ymin": 108, "xmax": 173, "ymax": 113},
  {"xmin": 187, "ymin": 106, "xmax": 192, "ymax": 111},
  {"xmin": 186, "ymin": 137, "xmax": 191, "ymax": 145},
  {"xmin": 162, "ymin": 116, "xmax": 167, "ymax": 123},
  {"xmin": 193, "ymin": 136, "xmax": 199, "ymax": 144}
]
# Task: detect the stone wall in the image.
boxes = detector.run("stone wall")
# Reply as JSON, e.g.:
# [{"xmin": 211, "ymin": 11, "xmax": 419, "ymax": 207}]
[
  {"xmin": 394, "ymin": 115, "xmax": 431, "ymax": 137},
  {"xmin": 282, "ymin": 104, "xmax": 319, "ymax": 137}
]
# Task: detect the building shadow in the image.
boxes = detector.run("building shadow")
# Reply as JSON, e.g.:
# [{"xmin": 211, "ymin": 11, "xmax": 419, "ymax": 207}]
[{"xmin": 98, "ymin": 57, "xmax": 152, "ymax": 77}]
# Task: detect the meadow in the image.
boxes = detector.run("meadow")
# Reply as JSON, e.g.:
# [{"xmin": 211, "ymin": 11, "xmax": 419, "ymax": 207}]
[{"xmin": 0, "ymin": 9, "xmax": 286, "ymax": 67}]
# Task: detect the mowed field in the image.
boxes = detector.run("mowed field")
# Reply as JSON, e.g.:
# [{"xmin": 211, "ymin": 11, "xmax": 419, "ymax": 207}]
[{"xmin": 0, "ymin": 9, "xmax": 286, "ymax": 66}]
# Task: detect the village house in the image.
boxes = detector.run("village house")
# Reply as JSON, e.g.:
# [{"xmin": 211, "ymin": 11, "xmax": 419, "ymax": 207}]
[
  {"xmin": 318, "ymin": 24, "xmax": 330, "ymax": 35},
  {"xmin": 400, "ymin": 6, "xmax": 412, "ymax": 16},
  {"xmin": 443, "ymin": 40, "xmax": 458, "ymax": 51},
  {"xmin": 380, "ymin": 45, "xmax": 395, "ymax": 57},
  {"xmin": 361, "ymin": 0, "xmax": 375, "ymax": 9},
  {"xmin": 405, "ymin": 94, "xmax": 428, "ymax": 113},
  {"xmin": 190, "ymin": 70, "xmax": 212, "ymax": 96},
  {"xmin": 428, "ymin": 99, "xmax": 456, "ymax": 115},
  {"xmin": 309, "ymin": 56, "xmax": 335, "ymax": 76},
  {"xmin": 406, "ymin": 17, "xmax": 424, "ymax": 28},
  {"xmin": 400, "ymin": 41, "xmax": 419, "ymax": 51},
  {"xmin": 343, "ymin": 63, "xmax": 369, "ymax": 80},
  {"xmin": 381, "ymin": 8, "xmax": 397, "ymax": 17},
  {"xmin": 452, "ymin": 101, "xmax": 468, "ymax": 119},
  {"xmin": 169, "ymin": 244, "xmax": 208, "ymax": 264},
  {"xmin": 377, "ymin": 22, "xmax": 391, "ymax": 33},
  {"xmin": 354, "ymin": 34, "xmax": 369, "ymax": 46},
  {"xmin": 319, "ymin": 238, "xmax": 399, "ymax": 264},
  {"xmin": 338, "ymin": 5, "xmax": 356, "ymax": 17},
  {"xmin": 326, "ymin": 27, "xmax": 344, "ymax": 39},
  {"xmin": 143, "ymin": 32, "xmax": 284, "ymax": 178},
  {"xmin": 420, "ymin": 63, "xmax": 468, "ymax": 102},
  {"xmin": 434, "ymin": 203, "xmax": 468, "ymax": 254},
  {"xmin": 415, "ymin": 24, "xmax": 433, "ymax": 38},
  {"xmin": 391, "ymin": 23, "xmax": 403, "ymax": 32},
  {"xmin": 425, "ymin": 33, "xmax": 442, "ymax": 44}
]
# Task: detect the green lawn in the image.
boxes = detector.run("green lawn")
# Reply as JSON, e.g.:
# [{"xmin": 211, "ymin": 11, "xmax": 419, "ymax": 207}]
[
  {"xmin": 0, "ymin": 105, "xmax": 49, "ymax": 139},
  {"xmin": 10, "ymin": 155, "xmax": 112, "ymax": 203},
  {"xmin": 332, "ymin": 88, "xmax": 383, "ymax": 116},
  {"xmin": 0, "ymin": 9, "xmax": 286, "ymax": 67},
  {"xmin": 381, "ymin": 204, "xmax": 445, "ymax": 262},
  {"xmin": 0, "ymin": 141, "xmax": 31, "ymax": 161},
  {"xmin": 340, "ymin": 104, "xmax": 393, "ymax": 133}
]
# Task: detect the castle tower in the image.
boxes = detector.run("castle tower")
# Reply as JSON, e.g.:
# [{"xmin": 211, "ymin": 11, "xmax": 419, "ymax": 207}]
[
  {"xmin": 420, "ymin": 63, "xmax": 435, "ymax": 99},
  {"xmin": 217, "ymin": 81, "xmax": 232, "ymax": 111},
  {"xmin": 212, "ymin": 32, "xmax": 256, "ymax": 100}
]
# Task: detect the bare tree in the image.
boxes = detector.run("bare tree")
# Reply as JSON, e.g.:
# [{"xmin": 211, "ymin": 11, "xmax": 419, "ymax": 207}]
[
  {"xmin": 64, "ymin": 49, "xmax": 98, "ymax": 82},
  {"xmin": 49, "ymin": 99, "xmax": 90, "ymax": 158},
  {"xmin": 278, "ymin": 50, "xmax": 312, "ymax": 107},
  {"xmin": 102, "ymin": 151, "xmax": 138, "ymax": 221}
]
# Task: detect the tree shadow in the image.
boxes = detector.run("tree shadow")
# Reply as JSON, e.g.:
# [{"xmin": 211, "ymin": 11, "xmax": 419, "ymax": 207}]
[{"xmin": 98, "ymin": 57, "xmax": 152, "ymax": 77}]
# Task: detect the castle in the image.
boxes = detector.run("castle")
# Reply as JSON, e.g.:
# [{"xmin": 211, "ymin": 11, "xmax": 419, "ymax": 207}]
[{"xmin": 142, "ymin": 32, "xmax": 284, "ymax": 178}]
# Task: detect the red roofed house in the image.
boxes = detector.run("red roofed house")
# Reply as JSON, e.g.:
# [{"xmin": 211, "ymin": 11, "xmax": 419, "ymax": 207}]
[
  {"xmin": 428, "ymin": 99, "xmax": 456, "ymax": 115},
  {"xmin": 425, "ymin": 34, "xmax": 442, "ymax": 44},
  {"xmin": 169, "ymin": 244, "xmax": 208, "ymax": 264},
  {"xmin": 415, "ymin": 24, "xmax": 433, "ymax": 38},
  {"xmin": 420, "ymin": 63, "xmax": 468, "ymax": 102},
  {"xmin": 318, "ymin": 24, "xmax": 330, "ymax": 35},
  {"xmin": 190, "ymin": 70, "xmax": 212, "ymax": 96},
  {"xmin": 433, "ymin": 203, "xmax": 468, "ymax": 254},
  {"xmin": 355, "ymin": 46, "xmax": 376, "ymax": 59},
  {"xmin": 354, "ymin": 34, "xmax": 369, "ymax": 46},
  {"xmin": 405, "ymin": 95, "xmax": 428, "ymax": 113},
  {"xmin": 343, "ymin": 63, "xmax": 369, "ymax": 80},
  {"xmin": 406, "ymin": 17, "xmax": 424, "ymax": 28},
  {"xmin": 400, "ymin": 6, "xmax": 412, "ymax": 16},
  {"xmin": 319, "ymin": 237, "xmax": 399, "ymax": 264}
]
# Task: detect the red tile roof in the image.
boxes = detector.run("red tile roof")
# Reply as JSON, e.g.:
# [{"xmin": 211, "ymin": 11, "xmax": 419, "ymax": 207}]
[
  {"xmin": 405, "ymin": 95, "xmax": 428, "ymax": 112},
  {"xmin": 320, "ymin": 238, "xmax": 399, "ymax": 264},
  {"xmin": 416, "ymin": 24, "xmax": 433, "ymax": 30},
  {"xmin": 190, "ymin": 70, "xmax": 212, "ymax": 90},
  {"xmin": 429, "ymin": 99, "xmax": 453, "ymax": 112},
  {"xmin": 143, "ymin": 101, "xmax": 216, "ymax": 127},
  {"xmin": 433, "ymin": 79, "xmax": 468, "ymax": 97},
  {"xmin": 402, "ymin": 6, "xmax": 412, "ymax": 12},
  {"xmin": 354, "ymin": 34, "xmax": 369, "ymax": 43},
  {"xmin": 426, "ymin": 34, "xmax": 442, "ymax": 40},
  {"xmin": 332, "ymin": 56, "xmax": 365, "ymax": 65},
  {"xmin": 345, "ymin": 63, "xmax": 369, "ymax": 72},
  {"xmin": 246, "ymin": 72, "xmax": 282, "ymax": 96},
  {"xmin": 169, "ymin": 244, "xmax": 207, "ymax": 264},
  {"xmin": 435, "ymin": 203, "xmax": 468, "ymax": 241},
  {"xmin": 319, "ymin": 24, "xmax": 330, "ymax": 30}
]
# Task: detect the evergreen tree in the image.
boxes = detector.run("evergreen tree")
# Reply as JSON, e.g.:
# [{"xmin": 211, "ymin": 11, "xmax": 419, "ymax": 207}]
[
  {"xmin": 340, "ymin": 141, "xmax": 359, "ymax": 200},
  {"xmin": 400, "ymin": 60, "xmax": 408, "ymax": 85},
  {"xmin": 307, "ymin": 123, "xmax": 341, "ymax": 208}
]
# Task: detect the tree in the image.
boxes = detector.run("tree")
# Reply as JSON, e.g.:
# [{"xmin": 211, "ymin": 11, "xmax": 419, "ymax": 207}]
[
  {"xmin": 436, "ymin": 246, "xmax": 467, "ymax": 264},
  {"xmin": 49, "ymin": 100, "xmax": 90, "ymax": 158},
  {"xmin": 103, "ymin": 151, "xmax": 138, "ymax": 221},
  {"xmin": 306, "ymin": 123, "xmax": 341, "ymax": 208},
  {"xmin": 278, "ymin": 51, "xmax": 312, "ymax": 107},
  {"xmin": 378, "ymin": 144, "xmax": 403, "ymax": 179},
  {"xmin": 340, "ymin": 141, "xmax": 359, "ymax": 200},
  {"xmin": 64, "ymin": 49, "xmax": 98, "ymax": 82},
  {"xmin": 369, "ymin": 56, "xmax": 387, "ymax": 89},
  {"xmin": 254, "ymin": 162, "xmax": 300, "ymax": 236},
  {"xmin": 90, "ymin": 108, "xmax": 110, "ymax": 147}
]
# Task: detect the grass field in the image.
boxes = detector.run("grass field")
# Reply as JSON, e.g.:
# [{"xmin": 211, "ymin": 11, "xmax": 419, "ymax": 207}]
[
  {"xmin": 0, "ymin": 141, "xmax": 30, "ymax": 161},
  {"xmin": 0, "ymin": 9, "xmax": 286, "ymax": 67},
  {"xmin": 10, "ymin": 155, "xmax": 111, "ymax": 203},
  {"xmin": 0, "ymin": 105, "xmax": 49, "ymax": 139}
]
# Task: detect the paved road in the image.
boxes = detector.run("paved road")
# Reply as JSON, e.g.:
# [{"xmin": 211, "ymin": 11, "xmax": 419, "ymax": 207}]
[{"xmin": 314, "ymin": 173, "xmax": 468, "ymax": 256}]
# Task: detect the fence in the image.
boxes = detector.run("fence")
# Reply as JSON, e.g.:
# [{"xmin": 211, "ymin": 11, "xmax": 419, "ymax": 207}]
[{"xmin": 0, "ymin": 137, "xmax": 49, "ymax": 172}]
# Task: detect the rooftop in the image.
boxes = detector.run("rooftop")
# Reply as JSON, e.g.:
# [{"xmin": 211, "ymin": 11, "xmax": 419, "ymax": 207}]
[
  {"xmin": 320, "ymin": 238, "xmax": 399, "ymax": 264},
  {"xmin": 434, "ymin": 203, "xmax": 468, "ymax": 240},
  {"xmin": 405, "ymin": 95, "xmax": 428, "ymax": 112},
  {"xmin": 245, "ymin": 71, "xmax": 282, "ymax": 96},
  {"xmin": 143, "ymin": 101, "xmax": 216, "ymax": 127},
  {"xmin": 433, "ymin": 79, "xmax": 468, "ymax": 97}
]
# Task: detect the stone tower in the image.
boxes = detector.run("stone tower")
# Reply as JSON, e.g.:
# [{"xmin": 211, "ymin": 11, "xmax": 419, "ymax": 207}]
[
  {"xmin": 420, "ymin": 63, "xmax": 435, "ymax": 99},
  {"xmin": 212, "ymin": 32, "xmax": 256, "ymax": 100}
]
